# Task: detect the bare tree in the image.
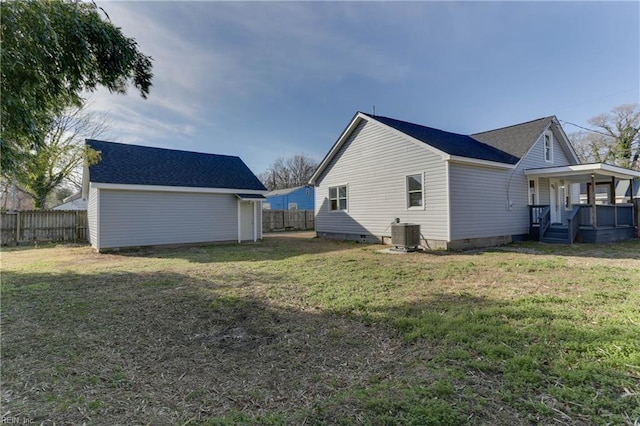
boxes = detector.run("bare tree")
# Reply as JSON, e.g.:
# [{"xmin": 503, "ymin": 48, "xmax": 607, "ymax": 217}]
[
  {"xmin": 9, "ymin": 103, "xmax": 107, "ymax": 209},
  {"xmin": 259, "ymin": 154, "xmax": 319, "ymax": 191},
  {"xmin": 569, "ymin": 104, "xmax": 640, "ymax": 170}
]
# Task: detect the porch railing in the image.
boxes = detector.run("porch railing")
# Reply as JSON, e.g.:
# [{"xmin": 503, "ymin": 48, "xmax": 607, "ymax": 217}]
[
  {"xmin": 529, "ymin": 205, "xmax": 551, "ymax": 241},
  {"xmin": 577, "ymin": 204, "xmax": 634, "ymax": 227},
  {"xmin": 567, "ymin": 206, "xmax": 580, "ymax": 244}
]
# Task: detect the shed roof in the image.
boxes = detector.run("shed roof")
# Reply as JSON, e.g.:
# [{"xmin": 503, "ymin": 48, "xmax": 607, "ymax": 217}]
[
  {"xmin": 86, "ymin": 139, "xmax": 266, "ymax": 191},
  {"xmin": 362, "ymin": 113, "xmax": 520, "ymax": 164}
]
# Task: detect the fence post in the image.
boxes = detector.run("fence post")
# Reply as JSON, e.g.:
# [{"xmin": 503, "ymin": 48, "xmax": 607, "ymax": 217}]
[{"xmin": 16, "ymin": 211, "xmax": 21, "ymax": 243}]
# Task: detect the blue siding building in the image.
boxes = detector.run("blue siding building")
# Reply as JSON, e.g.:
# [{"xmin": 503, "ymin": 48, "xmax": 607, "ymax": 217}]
[{"xmin": 264, "ymin": 185, "xmax": 314, "ymax": 210}]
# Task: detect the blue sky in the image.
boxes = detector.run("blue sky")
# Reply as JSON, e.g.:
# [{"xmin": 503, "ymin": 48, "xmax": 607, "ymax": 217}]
[{"xmin": 90, "ymin": 1, "xmax": 640, "ymax": 174}]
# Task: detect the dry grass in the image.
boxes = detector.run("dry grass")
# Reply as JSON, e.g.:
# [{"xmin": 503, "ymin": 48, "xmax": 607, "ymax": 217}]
[{"xmin": 1, "ymin": 236, "xmax": 639, "ymax": 425}]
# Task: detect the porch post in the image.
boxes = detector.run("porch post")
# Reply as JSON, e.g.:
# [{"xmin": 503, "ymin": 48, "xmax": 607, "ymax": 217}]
[
  {"xmin": 591, "ymin": 173, "xmax": 597, "ymax": 229},
  {"xmin": 612, "ymin": 177, "xmax": 617, "ymax": 227},
  {"xmin": 610, "ymin": 177, "xmax": 616, "ymax": 205}
]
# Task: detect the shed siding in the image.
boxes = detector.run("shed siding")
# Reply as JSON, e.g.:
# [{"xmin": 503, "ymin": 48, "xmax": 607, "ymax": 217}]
[
  {"xmin": 87, "ymin": 187, "xmax": 99, "ymax": 249},
  {"xmin": 315, "ymin": 119, "xmax": 448, "ymax": 240},
  {"xmin": 98, "ymin": 189, "xmax": 238, "ymax": 249},
  {"xmin": 449, "ymin": 126, "xmax": 575, "ymax": 240}
]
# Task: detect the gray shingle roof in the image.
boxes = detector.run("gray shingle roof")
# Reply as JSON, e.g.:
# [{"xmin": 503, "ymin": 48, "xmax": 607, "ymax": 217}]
[
  {"xmin": 471, "ymin": 116, "xmax": 553, "ymax": 159},
  {"xmin": 86, "ymin": 139, "xmax": 266, "ymax": 191}
]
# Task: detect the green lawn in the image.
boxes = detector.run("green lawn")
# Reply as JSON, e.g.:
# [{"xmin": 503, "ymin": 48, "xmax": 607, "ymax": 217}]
[{"xmin": 2, "ymin": 236, "xmax": 639, "ymax": 425}]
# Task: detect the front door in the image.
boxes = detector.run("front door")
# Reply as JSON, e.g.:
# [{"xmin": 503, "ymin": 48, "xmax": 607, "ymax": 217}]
[
  {"xmin": 239, "ymin": 201, "xmax": 255, "ymax": 241},
  {"xmin": 549, "ymin": 179, "xmax": 566, "ymax": 224},
  {"xmin": 549, "ymin": 179, "xmax": 560, "ymax": 223}
]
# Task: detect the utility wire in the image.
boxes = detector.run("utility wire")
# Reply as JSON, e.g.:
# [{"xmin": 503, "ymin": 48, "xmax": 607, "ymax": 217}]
[{"xmin": 559, "ymin": 120, "xmax": 612, "ymax": 138}]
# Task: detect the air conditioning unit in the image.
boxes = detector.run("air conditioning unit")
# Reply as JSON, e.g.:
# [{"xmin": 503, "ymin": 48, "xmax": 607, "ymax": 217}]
[{"xmin": 391, "ymin": 223, "xmax": 420, "ymax": 252}]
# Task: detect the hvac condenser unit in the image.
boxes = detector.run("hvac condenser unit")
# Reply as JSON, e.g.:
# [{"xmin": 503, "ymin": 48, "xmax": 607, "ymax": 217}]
[{"xmin": 391, "ymin": 223, "xmax": 420, "ymax": 252}]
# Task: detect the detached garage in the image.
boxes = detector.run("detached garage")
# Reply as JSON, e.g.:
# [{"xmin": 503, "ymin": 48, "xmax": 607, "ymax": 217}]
[{"xmin": 82, "ymin": 140, "xmax": 267, "ymax": 252}]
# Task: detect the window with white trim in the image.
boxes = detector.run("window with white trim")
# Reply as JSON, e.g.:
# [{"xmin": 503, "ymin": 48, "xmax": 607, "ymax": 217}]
[
  {"xmin": 329, "ymin": 185, "xmax": 347, "ymax": 211},
  {"xmin": 288, "ymin": 203, "xmax": 298, "ymax": 210},
  {"xmin": 528, "ymin": 179, "xmax": 537, "ymax": 205},
  {"xmin": 544, "ymin": 132, "xmax": 553, "ymax": 163},
  {"xmin": 406, "ymin": 174, "xmax": 423, "ymax": 208}
]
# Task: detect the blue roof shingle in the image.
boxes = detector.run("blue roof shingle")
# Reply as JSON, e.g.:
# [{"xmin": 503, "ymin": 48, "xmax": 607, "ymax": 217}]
[
  {"xmin": 363, "ymin": 113, "xmax": 520, "ymax": 165},
  {"xmin": 86, "ymin": 140, "xmax": 266, "ymax": 191}
]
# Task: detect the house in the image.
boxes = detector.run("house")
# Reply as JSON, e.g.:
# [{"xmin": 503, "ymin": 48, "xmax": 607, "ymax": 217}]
[
  {"xmin": 264, "ymin": 185, "xmax": 314, "ymax": 210},
  {"xmin": 310, "ymin": 112, "xmax": 640, "ymax": 249},
  {"xmin": 0, "ymin": 181, "xmax": 34, "ymax": 211},
  {"xmin": 82, "ymin": 140, "xmax": 267, "ymax": 252},
  {"xmin": 52, "ymin": 192, "xmax": 87, "ymax": 210}
]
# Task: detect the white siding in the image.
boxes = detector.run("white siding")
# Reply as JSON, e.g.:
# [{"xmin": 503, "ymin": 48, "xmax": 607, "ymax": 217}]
[
  {"xmin": 87, "ymin": 187, "xmax": 99, "ymax": 249},
  {"xmin": 449, "ymin": 163, "xmax": 527, "ymax": 239},
  {"xmin": 97, "ymin": 189, "xmax": 238, "ymax": 249},
  {"xmin": 449, "ymin": 125, "xmax": 576, "ymax": 240},
  {"xmin": 315, "ymin": 119, "xmax": 449, "ymax": 240}
]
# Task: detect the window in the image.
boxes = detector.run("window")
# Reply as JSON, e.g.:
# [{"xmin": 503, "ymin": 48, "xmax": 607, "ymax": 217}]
[
  {"xmin": 263, "ymin": 202, "xmax": 271, "ymax": 210},
  {"xmin": 288, "ymin": 203, "xmax": 298, "ymax": 211},
  {"xmin": 407, "ymin": 174, "xmax": 423, "ymax": 208},
  {"xmin": 528, "ymin": 179, "xmax": 537, "ymax": 205},
  {"xmin": 329, "ymin": 185, "xmax": 347, "ymax": 211},
  {"xmin": 544, "ymin": 132, "xmax": 553, "ymax": 163}
]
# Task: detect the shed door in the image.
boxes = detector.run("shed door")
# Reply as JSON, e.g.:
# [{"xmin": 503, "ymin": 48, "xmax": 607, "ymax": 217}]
[{"xmin": 240, "ymin": 201, "xmax": 255, "ymax": 241}]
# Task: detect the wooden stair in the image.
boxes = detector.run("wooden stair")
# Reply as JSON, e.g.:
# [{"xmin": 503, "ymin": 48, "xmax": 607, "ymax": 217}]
[{"xmin": 542, "ymin": 225, "xmax": 569, "ymax": 244}]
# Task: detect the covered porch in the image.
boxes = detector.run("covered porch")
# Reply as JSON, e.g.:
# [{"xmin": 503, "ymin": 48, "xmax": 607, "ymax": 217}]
[{"xmin": 525, "ymin": 163, "xmax": 640, "ymax": 244}]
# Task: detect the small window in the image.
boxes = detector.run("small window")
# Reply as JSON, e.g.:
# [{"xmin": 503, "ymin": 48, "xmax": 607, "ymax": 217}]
[
  {"xmin": 288, "ymin": 203, "xmax": 298, "ymax": 211},
  {"xmin": 544, "ymin": 132, "xmax": 553, "ymax": 163},
  {"xmin": 263, "ymin": 202, "xmax": 271, "ymax": 210},
  {"xmin": 407, "ymin": 174, "xmax": 423, "ymax": 208},
  {"xmin": 329, "ymin": 185, "xmax": 347, "ymax": 211},
  {"xmin": 528, "ymin": 179, "xmax": 536, "ymax": 205}
]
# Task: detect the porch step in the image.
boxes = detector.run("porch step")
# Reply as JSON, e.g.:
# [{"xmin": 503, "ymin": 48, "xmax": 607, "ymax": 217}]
[{"xmin": 542, "ymin": 226, "xmax": 569, "ymax": 244}]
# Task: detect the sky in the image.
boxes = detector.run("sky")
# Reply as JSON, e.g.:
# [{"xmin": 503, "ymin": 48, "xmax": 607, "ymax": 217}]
[{"xmin": 89, "ymin": 1, "xmax": 640, "ymax": 175}]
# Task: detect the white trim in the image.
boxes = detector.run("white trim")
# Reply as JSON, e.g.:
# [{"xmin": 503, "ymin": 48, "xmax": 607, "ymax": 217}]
[
  {"xmin": 310, "ymin": 113, "xmax": 450, "ymax": 185},
  {"xmin": 525, "ymin": 163, "xmax": 640, "ymax": 180},
  {"xmin": 310, "ymin": 113, "xmax": 520, "ymax": 185},
  {"xmin": 528, "ymin": 178, "xmax": 539, "ymax": 206},
  {"xmin": 405, "ymin": 172, "xmax": 425, "ymax": 210},
  {"xmin": 328, "ymin": 184, "xmax": 348, "ymax": 212},
  {"xmin": 89, "ymin": 182, "xmax": 267, "ymax": 195},
  {"xmin": 310, "ymin": 113, "xmax": 367, "ymax": 185},
  {"xmin": 253, "ymin": 201, "xmax": 258, "ymax": 242},
  {"xmin": 445, "ymin": 161, "xmax": 451, "ymax": 242},
  {"xmin": 237, "ymin": 199, "xmax": 241, "ymax": 243},
  {"xmin": 95, "ymin": 188, "xmax": 101, "ymax": 250},
  {"xmin": 543, "ymin": 131, "xmax": 554, "ymax": 163}
]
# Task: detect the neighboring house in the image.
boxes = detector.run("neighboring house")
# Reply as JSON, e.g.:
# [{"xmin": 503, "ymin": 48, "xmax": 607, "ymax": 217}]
[
  {"xmin": 0, "ymin": 181, "xmax": 34, "ymax": 211},
  {"xmin": 310, "ymin": 112, "xmax": 640, "ymax": 248},
  {"xmin": 83, "ymin": 140, "xmax": 267, "ymax": 252},
  {"xmin": 52, "ymin": 192, "xmax": 87, "ymax": 210},
  {"xmin": 264, "ymin": 185, "xmax": 314, "ymax": 210}
]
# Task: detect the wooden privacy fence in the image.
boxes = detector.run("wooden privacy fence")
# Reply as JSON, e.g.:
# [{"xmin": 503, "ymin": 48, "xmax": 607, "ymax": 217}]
[
  {"xmin": 263, "ymin": 209, "xmax": 314, "ymax": 232},
  {"xmin": 1, "ymin": 210, "xmax": 88, "ymax": 245}
]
